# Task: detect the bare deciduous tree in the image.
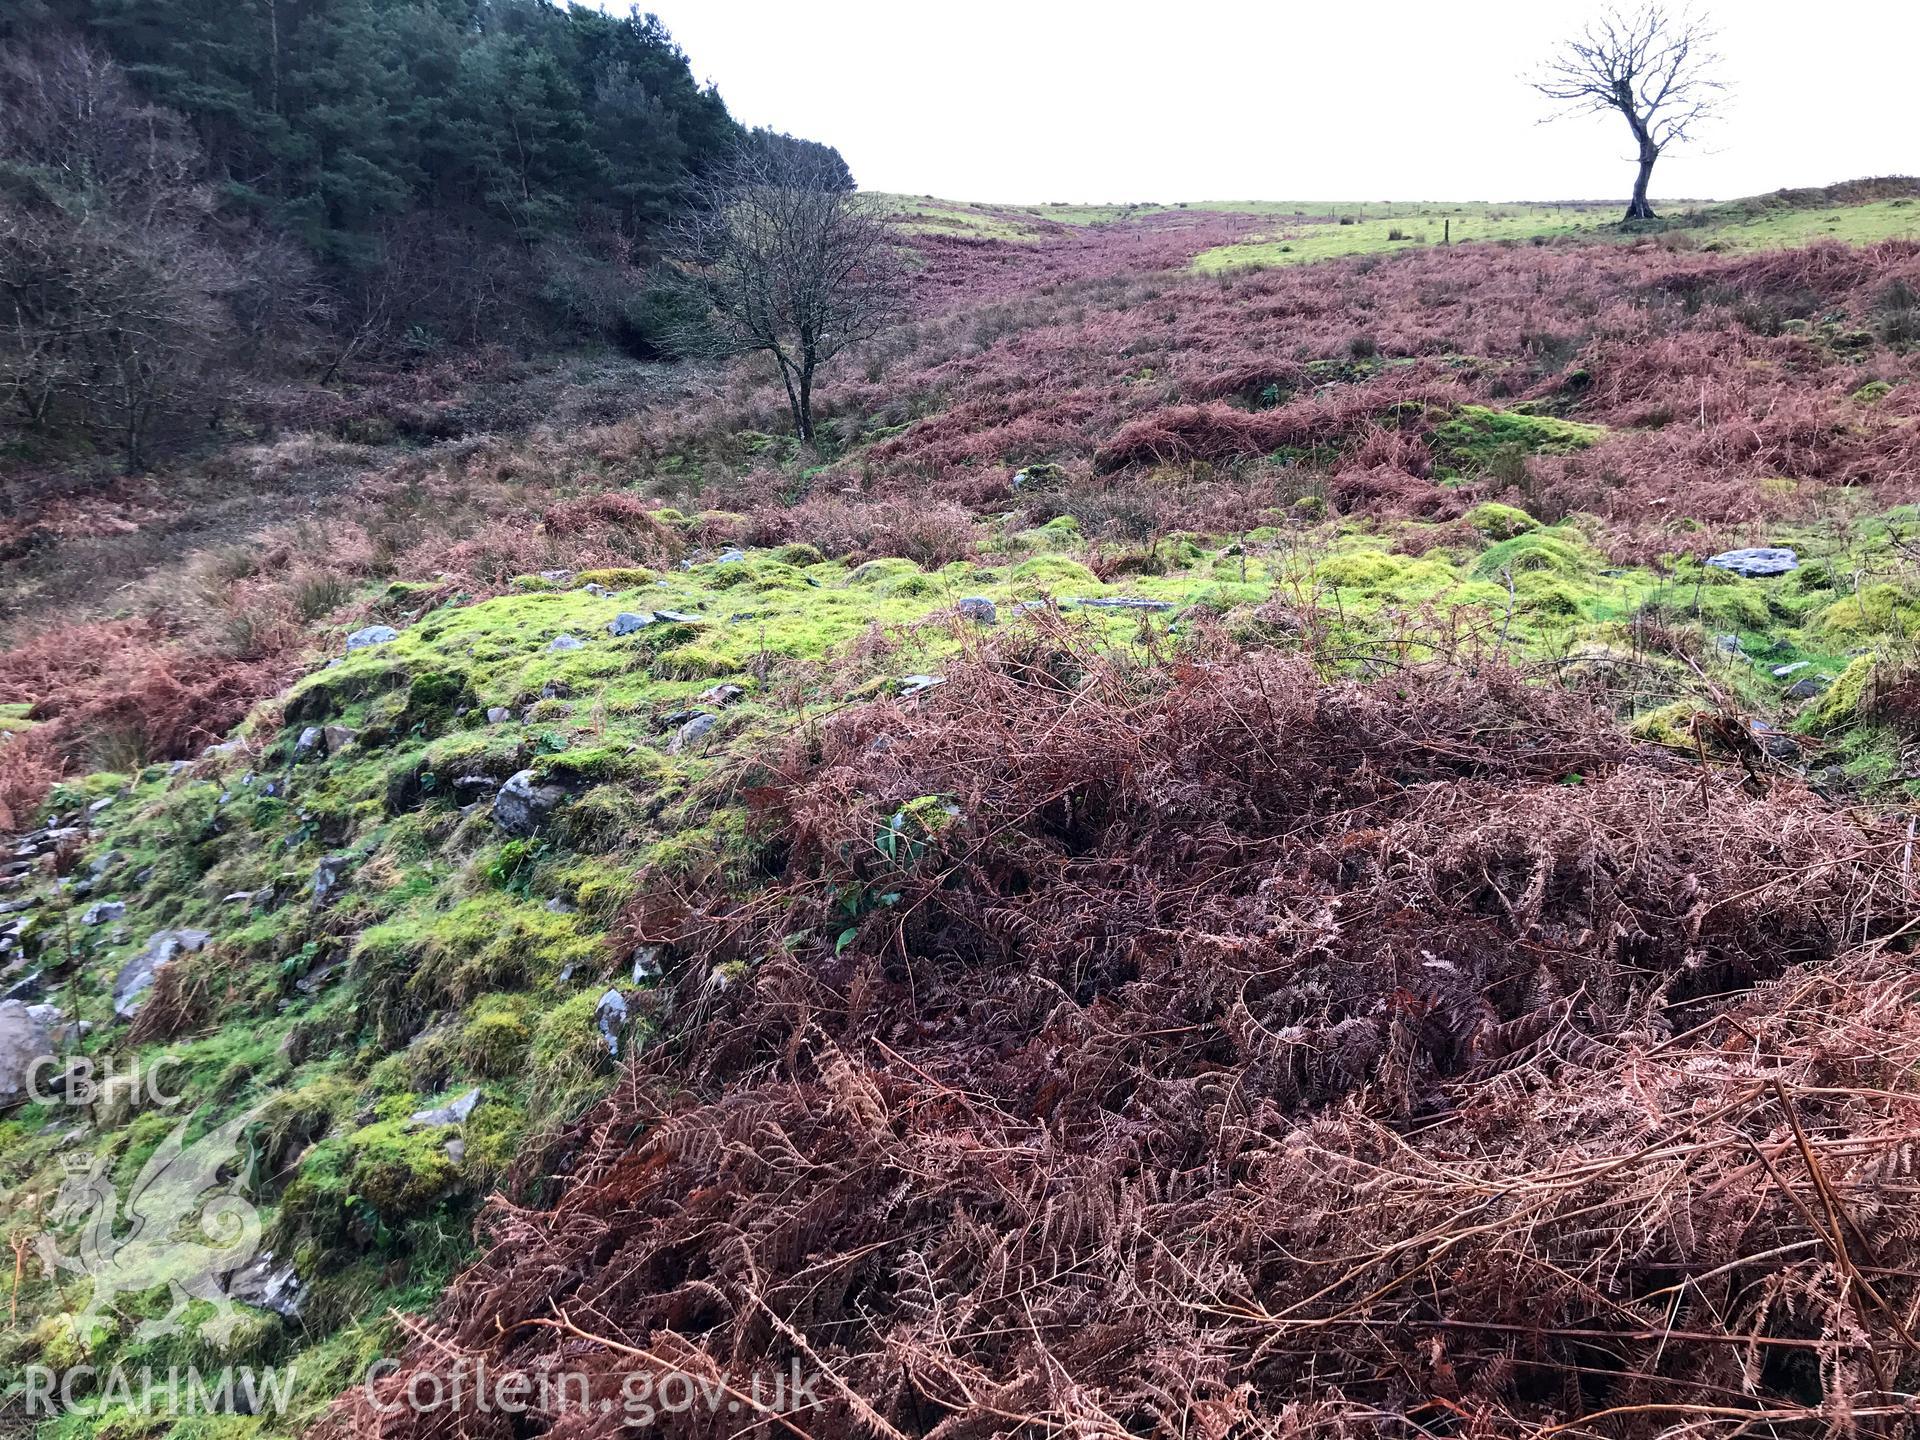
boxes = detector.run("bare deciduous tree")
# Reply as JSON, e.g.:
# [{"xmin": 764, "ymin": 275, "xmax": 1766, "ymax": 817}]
[
  {"xmin": 1533, "ymin": 5, "xmax": 1727, "ymax": 222},
  {"xmin": 670, "ymin": 146, "xmax": 903, "ymax": 447},
  {"xmin": 0, "ymin": 37, "xmax": 237, "ymax": 467}
]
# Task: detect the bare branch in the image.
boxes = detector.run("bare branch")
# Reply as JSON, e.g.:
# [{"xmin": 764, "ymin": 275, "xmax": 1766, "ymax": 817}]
[
  {"xmin": 1530, "ymin": 4, "xmax": 1728, "ymax": 220},
  {"xmin": 666, "ymin": 145, "xmax": 906, "ymax": 448}
]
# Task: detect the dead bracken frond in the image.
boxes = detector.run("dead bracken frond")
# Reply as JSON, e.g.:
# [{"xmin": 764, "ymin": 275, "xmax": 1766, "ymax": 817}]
[{"xmin": 332, "ymin": 649, "xmax": 1920, "ymax": 1438}]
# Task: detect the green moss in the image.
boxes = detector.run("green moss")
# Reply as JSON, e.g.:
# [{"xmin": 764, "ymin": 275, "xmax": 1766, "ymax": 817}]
[
  {"xmin": 342, "ymin": 1117, "xmax": 460, "ymax": 1220},
  {"xmin": 528, "ymin": 989, "xmax": 619, "ymax": 1122},
  {"xmin": 847, "ymin": 557, "xmax": 923, "ymax": 587},
  {"xmin": 1816, "ymin": 583, "xmax": 1920, "ymax": 639},
  {"xmin": 1631, "ymin": 700, "xmax": 1709, "ymax": 747},
  {"xmin": 457, "ymin": 994, "xmax": 534, "ymax": 1077},
  {"xmin": 1011, "ymin": 554, "xmax": 1100, "ymax": 589},
  {"xmin": 1316, "ymin": 550, "xmax": 1410, "ymax": 590},
  {"xmin": 537, "ymin": 744, "xmax": 663, "ymax": 787},
  {"xmin": 1513, "ymin": 575, "xmax": 1586, "ymax": 616},
  {"xmin": 553, "ymin": 783, "xmax": 650, "ymax": 852},
  {"xmin": 355, "ymin": 894, "xmax": 605, "ymax": 1033},
  {"xmin": 1695, "ymin": 583, "xmax": 1772, "ymax": 631},
  {"xmin": 1852, "ymin": 380, "xmax": 1895, "ymax": 404},
  {"xmin": 1470, "ymin": 529, "xmax": 1594, "ymax": 582},
  {"xmin": 1798, "ymin": 654, "xmax": 1877, "ymax": 732},
  {"xmin": 771, "ymin": 542, "xmax": 827, "ymax": 566},
  {"xmin": 879, "ymin": 570, "xmax": 945, "ymax": 598},
  {"xmin": 1465, "ymin": 502, "xmax": 1540, "ymax": 540},
  {"xmin": 284, "ymin": 655, "xmax": 414, "ymax": 726},
  {"xmin": 577, "ymin": 566, "xmax": 657, "ymax": 587},
  {"xmin": 1432, "ymin": 405, "xmax": 1604, "ymax": 474},
  {"xmin": 652, "ymin": 644, "xmax": 740, "ymax": 680}
]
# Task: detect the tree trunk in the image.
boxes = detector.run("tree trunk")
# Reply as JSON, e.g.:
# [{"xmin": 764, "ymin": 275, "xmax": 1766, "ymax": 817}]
[
  {"xmin": 796, "ymin": 365, "xmax": 814, "ymax": 446},
  {"xmin": 1624, "ymin": 145, "xmax": 1659, "ymax": 221},
  {"xmin": 774, "ymin": 357, "xmax": 807, "ymax": 443}
]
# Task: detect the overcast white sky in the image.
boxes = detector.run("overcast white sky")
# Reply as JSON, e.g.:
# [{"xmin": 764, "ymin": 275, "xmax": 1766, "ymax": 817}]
[{"xmin": 628, "ymin": 0, "xmax": 1917, "ymax": 204}]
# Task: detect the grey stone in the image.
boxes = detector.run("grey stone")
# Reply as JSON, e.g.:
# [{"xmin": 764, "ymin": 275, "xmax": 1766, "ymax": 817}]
[
  {"xmin": 715, "ymin": 548, "xmax": 747, "ymax": 564},
  {"xmin": 230, "ymin": 1252, "xmax": 304, "ymax": 1321},
  {"xmin": 113, "ymin": 929, "xmax": 210, "ymax": 1018},
  {"xmin": 956, "ymin": 596, "xmax": 997, "ymax": 626},
  {"xmin": 445, "ymin": 1138, "xmax": 466, "ymax": 1163},
  {"xmin": 486, "ymin": 707, "xmax": 513, "ymax": 724},
  {"xmin": 607, "ymin": 611, "xmax": 655, "ymax": 637},
  {"xmin": 698, "ymin": 683, "xmax": 746, "ymax": 706},
  {"xmin": 294, "ymin": 959, "xmax": 339, "ymax": 996},
  {"xmin": 1072, "ymin": 596, "xmax": 1175, "ymax": 612},
  {"xmin": 322, "ymin": 725, "xmax": 356, "ymax": 755},
  {"xmin": 596, "ymin": 989, "xmax": 629, "ymax": 1057},
  {"xmin": 1772, "ymin": 661, "xmax": 1811, "ymax": 678},
  {"xmin": 223, "ymin": 891, "xmax": 255, "ymax": 906},
  {"xmin": 539, "ymin": 569, "xmax": 576, "ymax": 585},
  {"xmin": 1713, "ymin": 634, "xmax": 1742, "ymax": 654},
  {"xmin": 1011, "ymin": 464, "xmax": 1064, "ymax": 492},
  {"xmin": 410, "ymin": 1087, "xmax": 481, "ymax": 1127},
  {"xmin": 583, "ymin": 583, "xmax": 612, "ymax": 598},
  {"xmin": 1704, "ymin": 547, "xmax": 1798, "ymax": 578},
  {"xmin": 0, "ymin": 998, "xmax": 57, "ymax": 1103},
  {"xmin": 1783, "ymin": 676, "xmax": 1831, "ymax": 701},
  {"xmin": 631, "ymin": 945, "xmax": 663, "ymax": 982},
  {"xmin": 492, "ymin": 770, "xmax": 568, "ymax": 836},
  {"xmin": 898, "ymin": 674, "xmax": 946, "ymax": 699},
  {"xmin": 294, "ymin": 726, "xmax": 324, "ymax": 758},
  {"xmin": 667, "ymin": 713, "xmax": 717, "ymax": 755},
  {"xmin": 546, "ymin": 633, "xmax": 584, "ymax": 652},
  {"xmin": 87, "ymin": 796, "xmax": 113, "ymax": 816},
  {"xmin": 653, "ymin": 609, "xmax": 702, "ymax": 624},
  {"xmin": 346, "ymin": 625, "xmax": 400, "ymax": 651},
  {"xmin": 1748, "ymin": 719, "xmax": 1801, "ymax": 761},
  {"xmin": 81, "ymin": 901, "xmax": 125, "ymax": 925},
  {"xmin": 312, "ymin": 853, "xmax": 354, "ymax": 909}
]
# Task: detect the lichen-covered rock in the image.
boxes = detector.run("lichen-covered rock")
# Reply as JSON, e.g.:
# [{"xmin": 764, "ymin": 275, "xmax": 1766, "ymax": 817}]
[
  {"xmin": 346, "ymin": 624, "xmax": 400, "ymax": 651},
  {"xmin": 1705, "ymin": 547, "xmax": 1798, "ymax": 578},
  {"xmin": 112, "ymin": 929, "xmax": 210, "ymax": 1018},
  {"xmin": 492, "ymin": 770, "xmax": 569, "ymax": 835},
  {"xmin": 667, "ymin": 713, "xmax": 717, "ymax": 755},
  {"xmin": 312, "ymin": 853, "xmax": 355, "ymax": 909},
  {"xmin": 0, "ymin": 998, "xmax": 56, "ymax": 1103},
  {"xmin": 595, "ymin": 989, "xmax": 629, "ymax": 1057},
  {"xmin": 410, "ymin": 1087, "xmax": 481, "ymax": 1127}
]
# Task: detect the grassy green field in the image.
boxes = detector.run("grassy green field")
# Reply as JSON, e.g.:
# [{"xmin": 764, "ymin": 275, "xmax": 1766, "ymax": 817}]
[
  {"xmin": 1195, "ymin": 191, "xmax": 1920, "ymax": 272},
  {"xmin": 876, "ymin": 185, "xmax": 1920, "ymax": 270},
  {"xmin": 1190, "ymin": 202, "xmax": 1621, "ymax": 271}
]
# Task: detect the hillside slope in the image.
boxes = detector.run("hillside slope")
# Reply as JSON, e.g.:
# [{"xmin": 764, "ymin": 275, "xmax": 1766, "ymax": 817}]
[{"xmin": 4, "ymin": 183, "xmax": 1920, "ymax": 1438}]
